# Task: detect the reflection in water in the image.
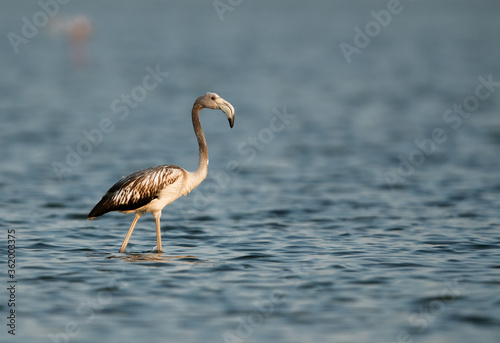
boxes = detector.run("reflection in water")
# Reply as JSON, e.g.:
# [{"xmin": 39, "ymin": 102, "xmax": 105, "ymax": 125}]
[{"xmin": 106, "ymin": 253, "xmax": 208, "ymax": 264}]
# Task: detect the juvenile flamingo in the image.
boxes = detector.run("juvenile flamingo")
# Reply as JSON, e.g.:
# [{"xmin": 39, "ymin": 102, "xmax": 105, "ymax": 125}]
[{"xmin": 88, "ymin": 92, "xmax": 235, "ymax": 253}]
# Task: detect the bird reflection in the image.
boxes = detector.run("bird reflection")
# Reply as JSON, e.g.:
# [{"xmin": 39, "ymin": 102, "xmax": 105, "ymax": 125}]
[{"xmin": 107, "ymin": 253, "xmax": 207, "ymax": 264}]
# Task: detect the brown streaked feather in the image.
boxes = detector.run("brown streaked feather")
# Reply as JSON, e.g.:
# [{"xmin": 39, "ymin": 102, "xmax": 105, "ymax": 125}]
[{"xmin": 88, "ymin": 165, "xmax": 183, "ymax": 219}]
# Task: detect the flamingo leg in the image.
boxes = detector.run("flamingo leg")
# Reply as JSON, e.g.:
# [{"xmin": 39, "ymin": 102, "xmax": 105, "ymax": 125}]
[
  {"xmin": 119, "ymin": 213, "xmax": 141, "ymax": 253},
  {"xmin": 153, "ymin": 212, "xmax": 162, "ymax": 253}
]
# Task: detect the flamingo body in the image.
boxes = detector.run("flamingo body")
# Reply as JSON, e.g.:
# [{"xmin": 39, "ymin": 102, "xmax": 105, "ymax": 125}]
[{"xmin": 88, "ymin": 165, "xmax": 188, "ymax": 218}]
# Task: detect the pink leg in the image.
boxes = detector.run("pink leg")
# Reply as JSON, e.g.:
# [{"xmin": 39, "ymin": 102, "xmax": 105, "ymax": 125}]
[
  {"xmin": 119, "ymin": 213, "xmax": 141, "ymax": 253},
  {"xmin": 153, "ymin": 211, "xmax": 162, "ymax": 253}
]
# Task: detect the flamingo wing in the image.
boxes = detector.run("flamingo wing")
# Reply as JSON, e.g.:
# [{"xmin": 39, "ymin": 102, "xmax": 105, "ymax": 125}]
[{"xmin": 88, "ymin": 165, "xmax": 183, "ymax": 219}]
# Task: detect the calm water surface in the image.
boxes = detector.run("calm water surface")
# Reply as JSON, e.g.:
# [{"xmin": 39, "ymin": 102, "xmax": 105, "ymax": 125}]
[{"xmin": 1, "ymin": 1, "xmax": 500, "ymax": 342}]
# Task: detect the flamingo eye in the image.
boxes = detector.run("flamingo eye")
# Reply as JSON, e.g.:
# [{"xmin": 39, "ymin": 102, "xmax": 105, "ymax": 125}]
[{"xmin": 211, "ymin": 95, "xmax": 216, "ymax": 100}]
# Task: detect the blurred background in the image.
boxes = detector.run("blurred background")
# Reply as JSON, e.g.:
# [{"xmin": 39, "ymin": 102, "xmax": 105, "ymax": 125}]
[{"xmin": 1, "ymin": 1, "xmax": 499, "ymax": 342}]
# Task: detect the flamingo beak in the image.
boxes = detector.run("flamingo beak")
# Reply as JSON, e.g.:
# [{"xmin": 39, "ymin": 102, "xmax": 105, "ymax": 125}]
[{"xmin": 217, "ymin": 98, "xmax": 235, "ymax": 128}]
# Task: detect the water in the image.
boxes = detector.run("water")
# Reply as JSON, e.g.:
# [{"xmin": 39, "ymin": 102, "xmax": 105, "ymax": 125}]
[{"xmin": 1, "ymin": 1, "xmax": 500, "ymax": 342}]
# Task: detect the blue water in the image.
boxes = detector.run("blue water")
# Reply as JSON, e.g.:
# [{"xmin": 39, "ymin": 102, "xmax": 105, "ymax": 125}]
[{"xmin": 1, "ymin": 1, "xmax": 500, "ymax": 342}]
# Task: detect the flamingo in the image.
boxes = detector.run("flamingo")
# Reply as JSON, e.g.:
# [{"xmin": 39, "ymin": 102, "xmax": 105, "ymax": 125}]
[{"xmin": 88, "ymin": 92, "xmax": 235, "ymax": 253}]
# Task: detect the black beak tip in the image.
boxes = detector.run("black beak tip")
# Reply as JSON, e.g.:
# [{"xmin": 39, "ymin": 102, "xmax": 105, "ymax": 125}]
[{"xmin": 229, "ymin": 118, "xmax": 234, "ymax": 128}]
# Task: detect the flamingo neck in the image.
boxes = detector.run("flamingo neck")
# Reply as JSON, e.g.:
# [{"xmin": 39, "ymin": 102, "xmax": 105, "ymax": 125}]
[{"xmin": 190, "ymin": 104, "xmax": 208, "ymax": 188}]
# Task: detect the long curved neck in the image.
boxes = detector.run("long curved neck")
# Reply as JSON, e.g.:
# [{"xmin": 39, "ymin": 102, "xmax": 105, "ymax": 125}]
[{"xmin": 190, "ymin": 103, "xmax": 208, "ymax": 185}]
